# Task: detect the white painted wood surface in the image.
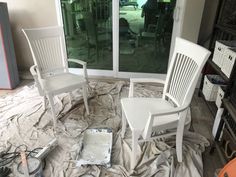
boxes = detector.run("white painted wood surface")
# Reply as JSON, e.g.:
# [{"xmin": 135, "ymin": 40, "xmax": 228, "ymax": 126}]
[
  {"xmin": 22, "ymin": 26, "xmax": 89, "ymax": 129},
  {"xmin": 121, "ymin": 37, "xmax": 211, "ymax": 169}
]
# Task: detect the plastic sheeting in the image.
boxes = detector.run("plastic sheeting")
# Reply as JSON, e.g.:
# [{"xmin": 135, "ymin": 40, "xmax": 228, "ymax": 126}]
[{"xmin": 0, "ymin": 80, "xmax": 209, "ymax": 177}]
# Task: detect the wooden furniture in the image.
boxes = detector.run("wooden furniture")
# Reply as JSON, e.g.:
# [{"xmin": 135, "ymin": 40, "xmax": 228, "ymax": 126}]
[
  {"xmin": 199, "ymin": 0, "xmax": 236, "ymax": 116},
  {"xmin": 22, "ymin": 26, "xmax": 89, "ymax": 129},
  {"xmin": 199, "ymin": 0, "xmax": 236, "ymax": 165},
  {"xmin": 0, "ymin": 3, "xmax": 19, "ymax": 89},
  {"xmin": 121, "ymin": 37, "xmax": 211, "ymax": 169},
  {"xmin": 212, "ymin": 99, "xmax": 236, "ymax": 164}
]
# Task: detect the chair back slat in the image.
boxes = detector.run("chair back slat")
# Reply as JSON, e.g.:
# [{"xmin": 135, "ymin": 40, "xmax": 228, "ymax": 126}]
[
  {"xmin": 168, "ymin": 53, "xmax": 198, "ymax": 105},
  {"xmin": 163, "ymin": 37, "xmax": 211, "ymax": 106},
  {"xmin": 22, "ymin": 27, "xmax": 68, "ymax": 77}
]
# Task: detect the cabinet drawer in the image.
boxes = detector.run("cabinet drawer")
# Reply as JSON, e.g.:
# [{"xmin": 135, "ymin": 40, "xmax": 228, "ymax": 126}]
[
  {"xmin": 212, "ymin": 40, "xmax": 236, "ymax": 68},
  {"xmin": 216, "ymin": 86, "xmax": 226, "ymax": 108},
  {"xmin": 221, "ymin": 48, "xmax": 236, "ymax": 78},
  {"xmin": 202, "ymin": 75, "xmax": 226, "ymax": 101},
  {"xmin": 213, "ymin": 41, "xmax": 228, "ymax": 68}
]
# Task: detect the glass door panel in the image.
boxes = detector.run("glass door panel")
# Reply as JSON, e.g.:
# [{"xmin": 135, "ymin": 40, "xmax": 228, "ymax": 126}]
[
  {"xmin": 119, "ymin": 0, "xmax": 176, "ymax": 73},
  {"xmin": 60, "ymin": 0, "xmax": 112, "ymax": 70}
]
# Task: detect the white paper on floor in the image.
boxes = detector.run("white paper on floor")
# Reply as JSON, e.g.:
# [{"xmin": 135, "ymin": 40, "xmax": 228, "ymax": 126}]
[{"xmin": 0, "ymin": 80, "xmax": 209, "ymax": 177}]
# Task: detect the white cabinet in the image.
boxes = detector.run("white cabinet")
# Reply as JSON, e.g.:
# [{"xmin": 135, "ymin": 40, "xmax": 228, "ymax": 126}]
[
  {"xmin": 221, "ymin": 48, "xmax": 236, "ymax": 78},
  {"xmin": 212, "ymin": 40, "xmax": 236, "ymax": 69},
  {"xmin": 202, "ymin": 75, "xmax": 226, "ymax": 101}
]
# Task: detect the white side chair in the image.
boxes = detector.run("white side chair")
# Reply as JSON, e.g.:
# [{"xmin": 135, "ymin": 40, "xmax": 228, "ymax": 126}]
[
  {"xmin": 121, "ymin": 37, "xmax": 211, "ymax": 169},
  {"xmin": 22, "ymin": 26, "xmax": 89, "ymax": 129}
]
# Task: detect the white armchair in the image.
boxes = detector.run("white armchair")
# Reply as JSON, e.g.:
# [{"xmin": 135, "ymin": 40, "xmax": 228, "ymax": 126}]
[
  {"xmin": 121, "ymin": 37, "xmax": 211, "ymax": 169},
  {"xmin": 23, "ymin": 26, "xmax": 89, "ymax": 129}
]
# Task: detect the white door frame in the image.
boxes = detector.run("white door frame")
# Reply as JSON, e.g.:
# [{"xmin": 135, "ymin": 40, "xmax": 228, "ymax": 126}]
[{"xmin": 55, "ymin": 0, "xmax": 168, "ymax": 80}]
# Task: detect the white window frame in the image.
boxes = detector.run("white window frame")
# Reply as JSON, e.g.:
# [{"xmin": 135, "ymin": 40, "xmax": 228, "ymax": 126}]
[{"xmin": 55, "ymin": 0, "xmax": 168, "ymax": 80}]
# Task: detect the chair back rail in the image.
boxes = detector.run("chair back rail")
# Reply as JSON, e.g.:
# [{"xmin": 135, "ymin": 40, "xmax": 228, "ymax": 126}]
[
  {"xmin": 22, "ymin": 27, "xmax": 68, "ymax": 78},
  {"xmin": 163, "ymin": 37, "xmax": 211, "ymax": 107}
]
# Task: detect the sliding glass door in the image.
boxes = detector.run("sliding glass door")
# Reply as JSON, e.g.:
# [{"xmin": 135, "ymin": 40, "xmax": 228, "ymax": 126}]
[
  {"xmin": 60, "ymin": 0, "xmax": 112, "ymax": 70},
  {"xmin": 119, "ymin": 0, "xmax": 176, "ymax": 74},
  {"xmin": 58, "ymin": 0, "xmax": 176, "ymax": 77}
]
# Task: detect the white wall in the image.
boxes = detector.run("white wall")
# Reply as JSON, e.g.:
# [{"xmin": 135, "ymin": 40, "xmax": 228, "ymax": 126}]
[
  {"xmin": 169, "ymin": 0, "xmax": 205, "ymax": 63},
  {"xmin": 180, "ymin": 0, "xmax": 205, "ymax": 42},
  {"xmin": 2, "ymin": 0, "xmax": 58, "ymax": 71}
]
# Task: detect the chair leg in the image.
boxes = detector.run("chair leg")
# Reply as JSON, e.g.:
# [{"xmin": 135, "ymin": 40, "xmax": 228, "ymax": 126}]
[
  {"xmin": 176, "ymin": 133, "xmax": 183, "ymax": 163},
  {"xmin": 47, "ymin": 94, "xmax": 57, "ymax": 130},
  {"xmin": 176, "ymin": 116, "xmax": 186, "ymax": 162},
  {"xmin": 121, "ymin": 109, "xmax": 127, "ymax": 138},
  {"xmin": 82, "ymin": 85, "xmax": 89, "ymax": 115},
  {"xmin": 131, "ymin": 130, "xmax": 139, "ymax": 170}
]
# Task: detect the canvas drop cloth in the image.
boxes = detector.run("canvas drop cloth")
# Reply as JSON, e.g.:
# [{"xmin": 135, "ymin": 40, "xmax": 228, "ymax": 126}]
[{"xmin": 0, "ymin": 80, "xmax": 209, "ymax": 177}]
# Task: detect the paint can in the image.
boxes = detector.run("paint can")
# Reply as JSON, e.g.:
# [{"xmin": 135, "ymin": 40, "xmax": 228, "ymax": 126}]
[{"xmin": 17, "ymin": 157, "xmax": 44, "ymax": 177}]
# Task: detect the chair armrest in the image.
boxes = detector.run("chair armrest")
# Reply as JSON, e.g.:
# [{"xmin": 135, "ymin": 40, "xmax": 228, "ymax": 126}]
[
  {"xmin": 30, "ymin": 65, "xmax": 44, "ymax": 96},
  {"xmin": 130, "ymin": 78, "xmax": 165, "ymax": 84},
  {"xmin": 68, "ymin": 59, "xmax": 88, "ymax": 81},
  {"xmin": 30, "ymin": 65, "xmax": 38, "ymax": 77},
  {"xmin": 30, "ymin": 65, "xmax": 41, "ymax": 81},
  {"xmin": 68, "ymin": 59, "xmax": 87, "ymax": 66},
  {"xmin": 129, "ymin": 78, "xmax": 165, "ymax": 97},
  {"xmin": 143, "ymin": 103, "xmax": 190, "ymax": 139},
  {"xmin": 149, "ymin": 103, "xmax": 189, "ymax": 117}
]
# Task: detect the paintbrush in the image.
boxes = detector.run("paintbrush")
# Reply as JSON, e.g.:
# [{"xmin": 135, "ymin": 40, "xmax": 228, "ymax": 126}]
[{"xmin": 20, "ymin": 151, "xmax": 30, "ymax": 177}]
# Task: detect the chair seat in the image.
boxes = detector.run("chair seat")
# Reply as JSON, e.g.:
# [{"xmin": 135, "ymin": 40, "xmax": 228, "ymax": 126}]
[
  {"xmin": 121, "ymin": 97, "xmax": 191, "ymax": 134},
  {"xmin": 40, "ymin": 73, "xmax": 86, "ymax": 95}
]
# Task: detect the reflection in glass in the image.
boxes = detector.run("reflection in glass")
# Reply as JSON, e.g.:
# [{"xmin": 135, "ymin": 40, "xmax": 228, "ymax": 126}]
[
  {"xmin": 119, "ymin": 0, "xmax": 176, "ymax": 73},
  {"xmin": 60, "ymin": 0, "xmax": 112, "ymax": 70}
]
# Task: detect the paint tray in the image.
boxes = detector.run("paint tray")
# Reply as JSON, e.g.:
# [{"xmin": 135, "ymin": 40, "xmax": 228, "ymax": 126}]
[{"xmin": 76, "ymin": 128, "xmax": 112, "ymax": 167}]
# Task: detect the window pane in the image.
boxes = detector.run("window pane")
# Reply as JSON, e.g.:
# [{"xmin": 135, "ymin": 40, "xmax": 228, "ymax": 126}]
[
  {"xmin": 119, "ymin": 0, "xmax": 176, "ymax": 73},
  {"xmin": 61, "ymin": 0, "xmax": 113, "ymax": 70}
]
